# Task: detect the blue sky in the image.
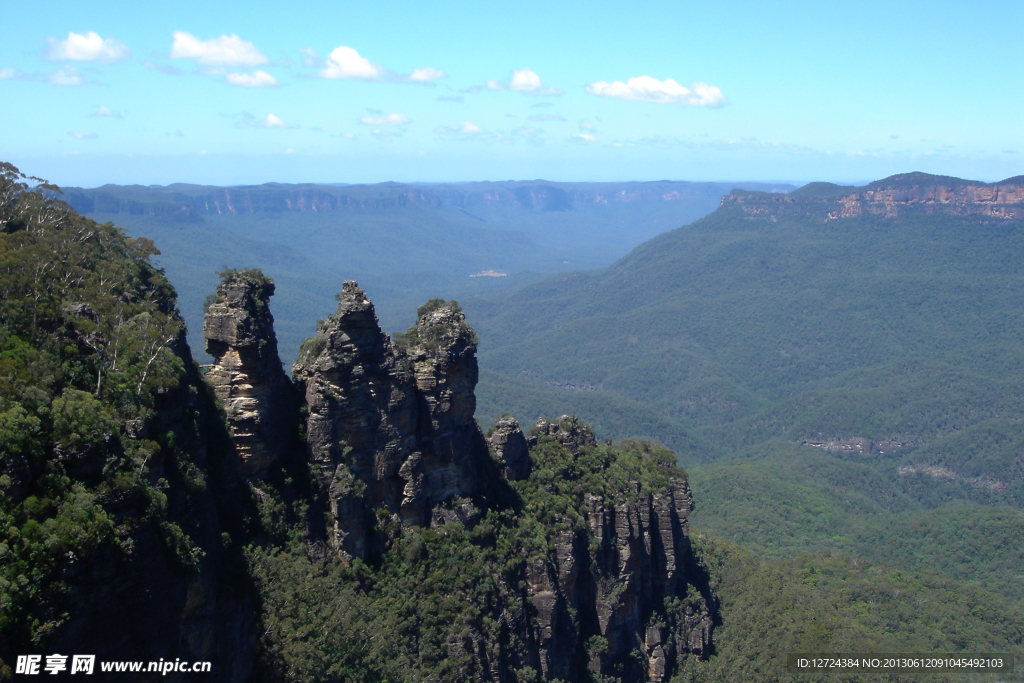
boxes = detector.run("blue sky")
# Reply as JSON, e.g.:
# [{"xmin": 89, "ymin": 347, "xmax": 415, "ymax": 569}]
[{"xmin": 2, "ymin": 0, "xmax": 1022, "ymax": 186}]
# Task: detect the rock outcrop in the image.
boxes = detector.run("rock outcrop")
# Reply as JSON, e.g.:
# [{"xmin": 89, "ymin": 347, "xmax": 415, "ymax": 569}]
[
  {"xmin": 725, "ymin": 172, "xmax": 1024, "ymax": 221},
  {"xmin": 521, "ymin": 417, "xmax": 712, "ymax": 682},
  {"xmin": 203, "ymin": 270, "xmax": 297, "ymax": 478},
  {"xmin": 291, "ymin": 283, "xmax": 490, "ymax": 560},
  {"xmin": 200, "ymin": 278, "xmax": 714, "ymax": 681},
  {"xmin": 488, "ymin": 415, "xmax": 531, "ymax": 481}
]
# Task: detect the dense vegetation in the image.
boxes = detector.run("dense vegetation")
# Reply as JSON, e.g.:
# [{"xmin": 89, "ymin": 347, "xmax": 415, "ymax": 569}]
[
  {"xmin": 675, "ymin": 536, "xmax": 1023, "ymax": 683},
  {"xmin": 0, "ymin": 163, "xmax": 209, "ymax": 671},
  {"xmin": 4, "ymin": 164, "xmax": 1022, "ymax": 681},
  {"xmin": 246, "ymin": 427, "xmax": 693, "ymax": 683}
]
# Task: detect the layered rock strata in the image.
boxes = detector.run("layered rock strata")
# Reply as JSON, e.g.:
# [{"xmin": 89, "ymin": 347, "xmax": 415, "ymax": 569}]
[
  {"xmin": 726, "ymin": 172, "xmax": 1024, "ymax": 221},
  {"xmin": 523, "ymin": 417, "xmax": 712, "ymax": 682},
  {"xmin": 203, "ymin": 271, "xmax": 297, "ymax": 479},
  {"xmin": 291, "ymin": 283, "xmax": 490, "ymax": 560}
]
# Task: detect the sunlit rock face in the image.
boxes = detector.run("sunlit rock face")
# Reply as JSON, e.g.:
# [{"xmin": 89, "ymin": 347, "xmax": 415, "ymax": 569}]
[{"xmin": 203, "ymin": 272, "xmax": 297, "ymax": 479}]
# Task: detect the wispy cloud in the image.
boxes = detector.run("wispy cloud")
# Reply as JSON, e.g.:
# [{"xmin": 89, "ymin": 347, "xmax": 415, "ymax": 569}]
[
  {"xmin": 435, "ymin": 121, "xmax": 486, "ymax": 139},
  {"xmin": 438, "ymin": 95, "xmax": 463, "ymax": 103},
  {"xmin": 69, "ymin": 131, "xmax": 98, "ymax": 139},
  {"xmin": 226, "ymin": 70, "xmax": 278, "ymax": 87},
  {"xmin": 570, "ymin": 133, "xmax": 596, "ymax": 142},
  {"xmin": 234, "ymin": 112, "xmax": 291, "ymax": 129},
  {"xmin": 48, "ymin": 66, "xmax": 83, "ymax": 86},
  {"xmin": 479, "ymin": 69, "xmax": 563, "ymax": 96},
  {"xmin": 299, "ymin": 47, "xmax": 323, "ymax": 68},
  {"xmin": 410, "ymin": 67, "xmax": 445, "ymax": 82},
  {"xmin": 47, "ymin": 32, "xmax": 130, "ymax": 63},
  {"xmin": 93, "ymin": 105, "xmax": 122, "ymax": 118},
  {"xmin": 0, "ymin": 68, "xmax": 15, "ymax": 79},
  {"xmin": 171, "ymin": 32, "xmax": 268, "ymax": 68},
  {"xmin": 586, "ymin": 76, "xmax": 726, "ymax": 107},
  {"xmin": 513, "ymin": 126, "xmax": 547, "ymax": 144},
  {"xmin": 143, "ymin": 61, "xmax": 182, "ymax": 76},
  {"xmin": 359, "ymin": 112, "xmax": 409, "ymax": 126},
  {"xmin": 529, "ymin": 113, "xmax": 565, "ymax": 122}
]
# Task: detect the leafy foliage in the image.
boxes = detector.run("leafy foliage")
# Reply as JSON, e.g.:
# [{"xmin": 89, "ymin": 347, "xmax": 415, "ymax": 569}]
[
  {"xmin": 0, "ymin": 163, "xmax": 200, "ymax": 660},
  {"xmin": 674, "ymin": 535, "xmax": 1024, "ymax": 683}
]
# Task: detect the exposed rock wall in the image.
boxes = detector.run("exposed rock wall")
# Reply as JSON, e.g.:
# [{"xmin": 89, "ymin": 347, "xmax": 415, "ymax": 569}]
[
  {"xmin": 291, "ymin": 283, "xmax": 490, "ymax": 560},
  {"xmin": 725, "ymin": 172, "xmax": 1024, "ymax": 221},
  {"xmin": 203, "ymin": 271, "xmax": 298, "ymax": 478},
  {"xmin": 522, "ymin": 417, "xmax": 712, "ymax": 682},
  {"xmin": 200, "ymin": 279, "xmax": 713, "ymax": 681},
  {"xmin": 488, "ymin": 415, "xmax": 531, "ymax": 481}
]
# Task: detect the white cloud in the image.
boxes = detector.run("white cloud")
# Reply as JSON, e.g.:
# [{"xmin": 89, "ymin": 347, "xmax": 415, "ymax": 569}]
[
  {"xmin": 359, "ymin": 113, "xmax": 409, "ymax": 126},
  {"xmin": 226, "ymin": 70, "xmax": 278, "ymax": 87},
  {"xmin": 410, "ymin": 67, "xmax": 445, "ymax": 82},
  {"xmin": 510, "ymin": 69, "xmax": 541, "ymax": 91},
  {"xmin": 529, "ymin": 113, "xmax": 565, "ymax": 122},
  {"xmin": 235, "ymin": 112, "xmax": 289, "ymax": 128},
  {"xmin": 572, "ymin": 133, "xmax": 597, "ymax": 142},
  {"xmin": 0, "ymin": 68, "xmax": 13, "ymax": 79},
  {"xmin": 586, "ymin": 76, "xmax": 726, "ymax": 106},
  {"xmin": 47, "ymin": 32, "xmax": 130, "ymax": 63},
  {"xmin": 261, "ymin": 114, "xmax": 287, "ymax": 128},
  {"xmin": 94, "ymin": 105, "xmax": 122, "ymax": 118},
  {"xmin": 480, "ymin": 69, "xmax": 562, "ymax": 96},
  {"xmin": 48, "ymin": 66, "xmax": 82, "ymax": 86},
  {"xmin": 435, "ymin": 121, "xmax": 485, "ymax": 137},
  {"xmin": 69, "ymin": 131, "xmax": 98, "ymax": 139},
  {"xmin": 321, "ymin": 46, "xmax": 381, "ymax": 79},
  {"xmin": 170, "ymin": 31, "xmax": 268, "ymax": 68}
]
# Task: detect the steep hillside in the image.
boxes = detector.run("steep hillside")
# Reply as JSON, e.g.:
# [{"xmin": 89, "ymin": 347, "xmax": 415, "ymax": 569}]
[
  {"xmin": 0, "ymin": 163, "xmax": 256, "ymax": 679},
  {"xmin": 470, "ymin": 173, "xmax": 1024, "ymax": 497}
]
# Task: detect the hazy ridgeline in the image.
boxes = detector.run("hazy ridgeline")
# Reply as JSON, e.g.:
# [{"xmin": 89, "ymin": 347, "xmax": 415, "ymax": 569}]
[{"xmin": 61, "ymin": 179, "xmax": 791, "ymax": 364}]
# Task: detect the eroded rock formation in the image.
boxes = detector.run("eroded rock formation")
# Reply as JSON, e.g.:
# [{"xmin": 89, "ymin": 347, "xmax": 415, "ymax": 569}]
[
  {"xmin": 725, "ymin": 172, "xmax": 1024, "ymax": 221},
  {"xmin": 203, "ymin": 270, "xmax": 298, "ymax": 478},
  {"xmin": 291, "ymin": 283, "xmax": 490, "ymax": 560},
  {"xmin": 200, "ymin": 278, "xmax": 714, "ymax": 681},
  {"xmin": 488, "ymin": 415, "xmax": 531, "ymax": 481},
  {"xmin": 522, "ymin": 417, "xmax": 712, "ymax": 682}
]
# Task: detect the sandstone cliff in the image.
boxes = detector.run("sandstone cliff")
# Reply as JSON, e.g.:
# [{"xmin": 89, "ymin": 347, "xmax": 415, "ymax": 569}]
[
  {"xmin": 203, "ymin": 269, "xmax": 298, "ymax": 479},
  {"xmin": 521, "ymin": 417, "xmax": 712, "ymax": 682},
  {"xmin": 725, "ymin": 172, "xmax": 1024, "ymax": 221}
]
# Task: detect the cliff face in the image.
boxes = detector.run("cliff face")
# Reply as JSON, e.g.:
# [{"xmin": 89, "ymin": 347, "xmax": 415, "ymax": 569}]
[
  {"xmin": 49, "ymin": 352, "xmax": 258, "ymax": 683},
  {"xmin": 203, "ymin": 271, "xmax": 298, "ymax": 479},
  {"xmin": 198, "ymin": 278, "xmax": 714, "ymax": 681},
  {"xmin": 522, "ymin": 418, "xmax": 711, "ymax": 682},
  {"xmin": 725, "ymin": 172, "xmax": 1024, "ymax": 221},
  {"xmin": 291, "ymin": 283, "xmax": 490, "ymax": 560}
]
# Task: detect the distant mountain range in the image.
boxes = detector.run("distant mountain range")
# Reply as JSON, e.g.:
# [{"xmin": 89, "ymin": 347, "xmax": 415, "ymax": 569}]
[
  {"xmin": 60, "ymin": 179, "xmax": 792, "ymax": 363},
  {"xmin": 468, "ymin": 173, "xmax": 1024, "ymax": 494}
]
